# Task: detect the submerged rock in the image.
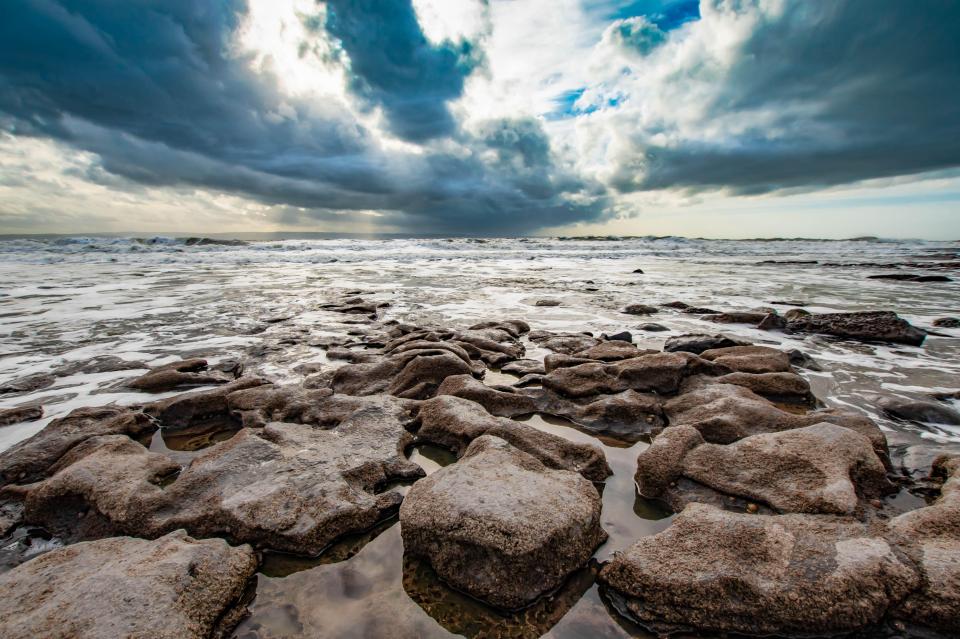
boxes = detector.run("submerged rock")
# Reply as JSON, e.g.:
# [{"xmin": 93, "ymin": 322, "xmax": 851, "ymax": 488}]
[
  {"xmin": 706, "ymin": 311, "xmax": 769, "ymax": 325},
  {"xmin": 878, "ymin": 396, "xmax": 960, "ymax": 426},
  {"xmin": 636, "ymin": 423, "xmax": 892, "ymax": 515},
  {"xmin": 932, "ymin": 317, "xmax": 960, "ymax": 328},
  {"xmin": 0, "ymin": 372, "xmax": 55, "ymax": 395},
  {"xmin": 600, "ymin": 503, "xmax": 919, "ymax": 636},
  {"xmin": 0, "ymin": 405, "xmax": 43, "ymax": 428},
  {"xmin": 622, "ymin": 304, "xmax": 658, "ymax": 315},
  {"xmin": 400, "ymin": 435, "xmax": 606, "ymax": 610},
  {"xmin": 535, "ymin": 299, "xmax": 562, "ymax": 307},
  {"xmin": 638, "ymin": 322, "xmax": 669, "ymax": 332},
  {"xmin": 787, "ymin": 310, "xmax": 927, "ymax": 346},
  {"xmin": 0, "ymin": 530, "xmax": 256, "ymax": 639},
  {"xmin": 663, "ymin": 333, "xmax": 751, "ymax": 354},
  {"xmin": 124, "ymin": 358, "xmax": 236, "ymax": 392}
]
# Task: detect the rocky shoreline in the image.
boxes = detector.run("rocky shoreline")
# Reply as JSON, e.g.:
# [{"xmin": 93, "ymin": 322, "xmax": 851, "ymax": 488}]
[{"xmin": 0, "ymin": 298, "xmax": 958, "ymax": 638}]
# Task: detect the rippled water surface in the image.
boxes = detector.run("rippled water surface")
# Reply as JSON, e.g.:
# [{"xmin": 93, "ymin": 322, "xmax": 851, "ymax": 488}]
[{"xmin": 1, "ymin": 234, "xmax": 959, "ymax": 638}]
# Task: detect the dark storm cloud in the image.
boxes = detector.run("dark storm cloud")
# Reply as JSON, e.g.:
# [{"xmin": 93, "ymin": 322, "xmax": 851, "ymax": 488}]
[
  {"xmin": 0, "ymin": 0, "xmax": 604, "ymax": 233},
  {"xmin": 613, "ymin": 0, "xmax": 960, "ymax": 195},
  {"xmin": 323, "ymin": 0, "xmax": 480, "ymax": 142}
]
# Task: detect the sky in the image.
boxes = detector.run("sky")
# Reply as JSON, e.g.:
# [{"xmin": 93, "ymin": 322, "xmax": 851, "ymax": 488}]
[{"xmin": 0, "ymin": 0, "xmax": 958, "ymax": 239}]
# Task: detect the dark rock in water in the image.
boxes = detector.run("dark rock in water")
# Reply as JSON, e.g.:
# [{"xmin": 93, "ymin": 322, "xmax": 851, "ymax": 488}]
[
  {"xmin": 661, "ymin": 301, "xmax": 690, "ymax": 309},
  {"xmin": 699, "ymin": 345, "xmax": 792, "ymax": 374},
  {"xmin": 542, "ymin": 352, "xmax": 719, "ymax": 398},
  {"xmin": 184, "ymin": 236, "xmax": 249, "ymax": 246},
  {"xmin": 528, "ymin": 330, "xmax": 600, "ymax": 355},
  {"xmin": 320, "ymin": 297, "xmax": 389, "ymax": 315},
  {"xmin": 0, "ymin": 373, "xmax": 55, "ymax": 395},
  {"xmin": 466, "ymin": 319, "xmax": 530, "ymax": 338},
  {"xmin": 783, "ymin": 307, "xmax": 811, "ymax": 321},
  {"xmin": 53, "ymin": 356, "xmax": 147, "ymax": 377},
  {"xmin": 635, "ymin": 423, "xmax": 892, "ymax": 514},
  {"xmin": 0, "ymin": 530, "xmax": 257, "ymax": 639},
  {"xmin": 603, "ymin": 330, "xmax": 633, "ymax": 343},
  {"xmin": 535, "ymin": 389, "xmax": 665, "ymax": 442},
  {"xmin": 663, "ymin": 333, "xmax": 751, "ymax": 355},
  {"xmin": 0, "ymin": 406, "xmax": 155, "ymax": 488},
  {"xmin": 143, "ymin": 377, "xmax": 270, "ymax": 430},
  {"xmin": 757, "ymin": 312, "xmax": 788, "ymax": 330},
  {"xmin": 758, "ymin": 259, "xmax": 818, "ymax": 265},
  {"xmin": 876, "ymin": 396, "xmax": 960, "ymax": 426},
  {"xmin": 786, "ymin": 311, "xmax": 926, "ymax": 346},
  {"xmin": 622, "ymin": 304, "xmax": 657, "ymax": 315},
  {"xmin": 707, "ymin": 311, "xmax": 768, "ymax": 324},
  {"xmin": 638, "ymin": 322, "xmax": 669, "ymax": 332},
  {"xmin": 124, "ymin": 358, "xmax": 237, "ymax": 393},
  {"xmin": 931, "ymin": 390, "xmax": 960, "ymax": 401},
  {"xmin": 632, "ymin": 268, "xmax": 645, "ymax": 274},
  {"xmin": 500, "ymin": 359, "xmax": 545, "ymax": 376},
  {"xmin": 933, "ymin": 317, "xmax": 960, "ymax": 328},
  {"xmin": 869, "ymin": 273, "xmax": 952, "ymax": 282},
  {"xmin": 400, "ymin": 435, "xmax": 606, "ymax": 610},
  {"xmin": 534, "ymin": 299, "xmax": 562, "ymax": 307},
  {"xmin": 0, "ymin": 406, "xmax": 42, "ymax": 428},
  {"xmin": 787, "ymin": 348, "xmax": 822, "ymax": 370},
  {"xmin": 889, "ymin": 456, "xmax": 960, "ymax": 632},
  {"xmin": 681, "ymin": 306, "xmax": 720, "ymax": 315},
  {"xmin": 436, "ymin": 374, "xmax": 537, "ymax": 416},
  {"xmin": 415, "ymin": 396, "xmax": 610, "ymax": 481},
  {"xmin": 600, "ymin": 503, "xmax": 918, "ymax": 636},
  {"xmin": 769, "ymin": 300, "xmax": 809, "ymax": 306}
]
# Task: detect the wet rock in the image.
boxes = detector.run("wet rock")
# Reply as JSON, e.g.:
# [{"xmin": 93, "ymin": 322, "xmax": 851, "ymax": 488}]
[
  {"xmin": 600, "ymin": 503, "xmax": 919, "ymax": 636},
  {"xmin": 543, "ymin": 353, "xmax": 596, "ymax": 372},
  {"xmin": 869, "ymin": 273, "xmax": 952, "ymax": 282},
  {"xmin": 52, "ymin": 356, "xmax": 147, "ymax": 377},
  {"xmin": 528, "ymin": 330, "xmax": 601, "ymax": 355},
  {"xmin": 663, "ymin": 333, "xmax": 751, "ymax": 354},
  {"xmin": 415, "ymin": 396, "xmax": 610, "ymax": 481},
  {"xmin": 124, "ymin": 358, "xmax": 236, "ymax": 392},
  {"xmin": 638, "ymin": 322, "xmax": 669, "ymax": 332},
  {"xmin": 770, "ymin": 300, "xmax": 809, "ymax": 307},
  {"xmin": 542, "ymin": 352, "xmax": 719, "ymax": 398},
  {"xmin": 714, "ymin": 371, "xmax": 814, "ymax": 404},
  {"xmin": 573, "ymin": 340, "xmax": 649, "ymax": 362},
  {"xmin": 500, "ymin": 359, "xmax": 545, "ymax": 376},
  {"xmin": 184, "ymin": 236, "xmax": 249, "ymax": 246},
  {"xmin": 332, "ymin": 349, "xmax": 475, "ymax": 399},
  {"xmin": 661, "ymin": 301, "xmax": 689, "ymax": 309},
  {"xmin": 226, "ymin": 386, "xmax": 415, "ymax": 430},
  {"xmin": 0, "ymin": 405, "xmax": 43, "ymax": 428},
  {"xmin": 636, "ymin": 423, "xmax": 892, "ymax": 515},
  {"xmin": 664, "ymin": 382, "xmax": 888, "ymax": 458},
  {"xmin": 877, "ymin": 396, "xmax": 960, "ymax": 426},
  {"xmin": 889, "ymin": 456, "xmax": 960, "ymax": 632},
  {"xmin": 436, "ymin": 374, "xmax": 537, "ymax": 416},
  {"xmin": 0, "ymin": 373, "xmax": 55, "ymax": 395},
  {"xmin": 707, "ymin": 311, "xmax": 769, "ymax": 324},
  {"xmin": 325, "ymin": 347, "xmax": 381, "ymax": 363},
  {"xmin": 757, "ymin": 312, "xmax": 788, "ymax": 330},
  {"xmin": 932, "ymin": 317, "xmax": 960, "ymax": 328},
  {"xmin": 787, "ymin": 348, "xmax": 822, "ymax": 370},
  {"xmin": 681, "ymin": 306, "xmax": 720, "ymax": 315},
  {"xmin": 632, "ymin": 268, "xmax": 644, "ymax": 274},
  {"xmin": 699, "ymin": 345, "xmax": 792, "ymax": 374},
  {"xmin": 535, "ymin": 299, "xmax": 562, "ymax": 307},
  {"xmin": 143, "ymin": 377, "xmax": 271, "ymax": 430},
  {"xmin": 466, "ymin": 320, "xmax": 530, "ymax": 338},
  {"xmin": 0, "ymin": 530, "xmax": 257, "ymax": 639},
  {"xmin": 450, "ymin": 329, "xmax": 525, "ymax": 366},
  {"xmin": 0, "ymin": 406, "xmax": 155, "ymax": 487},
  {"xmin": 787, "ymin": 310, "xmax": 927, "ymax": 346},
  {"xmin": 537, "ymin": 389, "xmax": 665, "ymax": 442},
  {"xmin": 603, "ymin": 330, "xmax": 633, "ymax": 343},
  {"xmin": 320, "ymin": 297, "xmax": 389, "ymax": 315},
  {"xmin": 400, "ymin": 435, "xmax": 606, "ymax": 610},
  {"xmin": 783, "ymin": 308, "xmax": 811, "ymax": 321},
  {"xmin": 622, "ymin": 304, "xmax": 658, "ymax": 315}
]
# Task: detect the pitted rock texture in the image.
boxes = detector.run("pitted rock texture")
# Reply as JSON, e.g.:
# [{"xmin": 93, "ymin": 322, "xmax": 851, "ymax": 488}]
[
  {"xmin": 663, "ymin": 333, "xmax": 751, "ymax": 354},
  {"xmin": 124, "ymin": 358, "xmax": 236, "ymax": 392},
  {"xmin": 600, "ymin": 503, "xmax": 919, "ymax": 637},
  {"xmin": 698, "ymin": 345, "xmax": 792, "ymax": 374},
  {"xmin": 400, "ymin": 435, "xmax": 607, "ymax": 610},
  {"xmin": 0, "ymin": 405, "xmax": 43, "ymax": 427},
  {"xmin": 635, "ymin": 423, "xmax": 893, "ymax": 515},
  {"xmin": 0, "ymin": 530, "xmax": 257, "ymax": 639},
  {"xmin": 542, "ymin": 352, "xmax": 720, "ymax": 398},
  {"xmin": 415, "ymin": 395, "xmax": 610, "ymax": 481}
]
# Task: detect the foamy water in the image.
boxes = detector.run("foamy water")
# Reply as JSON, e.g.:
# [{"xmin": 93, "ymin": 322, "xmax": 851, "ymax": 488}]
[{"xmin": 1, "ymin": 235, "xmax": 959, "ymax": 457}]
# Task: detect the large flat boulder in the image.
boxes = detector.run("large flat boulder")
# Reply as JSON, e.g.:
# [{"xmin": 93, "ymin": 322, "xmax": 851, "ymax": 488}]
[
  {"xmin": 636, "ymin": 423, "xmax": 892, "ymax": 515},
  {"xmin": 600, "ymin": 503, "xmax": 919, "ymax": 636},
  {"xmin": 400, "ymin": 435, "xmax": 606, "ymax": 610},
  {"xmin": 331, "ymin": 349, "xmax": 475, "ymax": 399},
  {"xmin": 542, "ymin": 352, "xmax": 718, "ymax": 398},
  {"xmin": 0, "ymin": 530, "xmax": 256, "ymax": 639},
  {"xmin": 698, "ymin": 345, "xmax": 792, "ymax": 374}
]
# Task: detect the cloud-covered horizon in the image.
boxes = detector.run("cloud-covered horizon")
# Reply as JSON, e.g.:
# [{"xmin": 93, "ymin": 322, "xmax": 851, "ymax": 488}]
[{"xmin": 0, "ymin": 0, "xmax": 958, "ymax": 235}]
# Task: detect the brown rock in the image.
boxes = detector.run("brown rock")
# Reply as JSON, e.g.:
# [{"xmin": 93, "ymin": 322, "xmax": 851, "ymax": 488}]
[
  {"xmin": 124, "ymin": 358, "xmax": 237, "ymax": 392},
  {"xmin": 714, "ymin": 371, "xmax": 814, "ymax": 404},
  {"xmin": 400, "ymin": 435, "xmax": 606, "ymax": 610},
  {"xmin": 436, "ymin": 374, "xmax": 537, "ymax": 416},
  {"xmin": 787, "ymin": 310, "xmax": 926, "ymax": 346},
  {"xmin": 699, "ymin": 345, "xmax": 792, "ymax": 374},
  {"xmin": 542, "ymin": 352, "xmax": 717, "ymax": 398},
  {"xmin": 0, "ymin": 405, "xmax": 43, "ymax": 428}
]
